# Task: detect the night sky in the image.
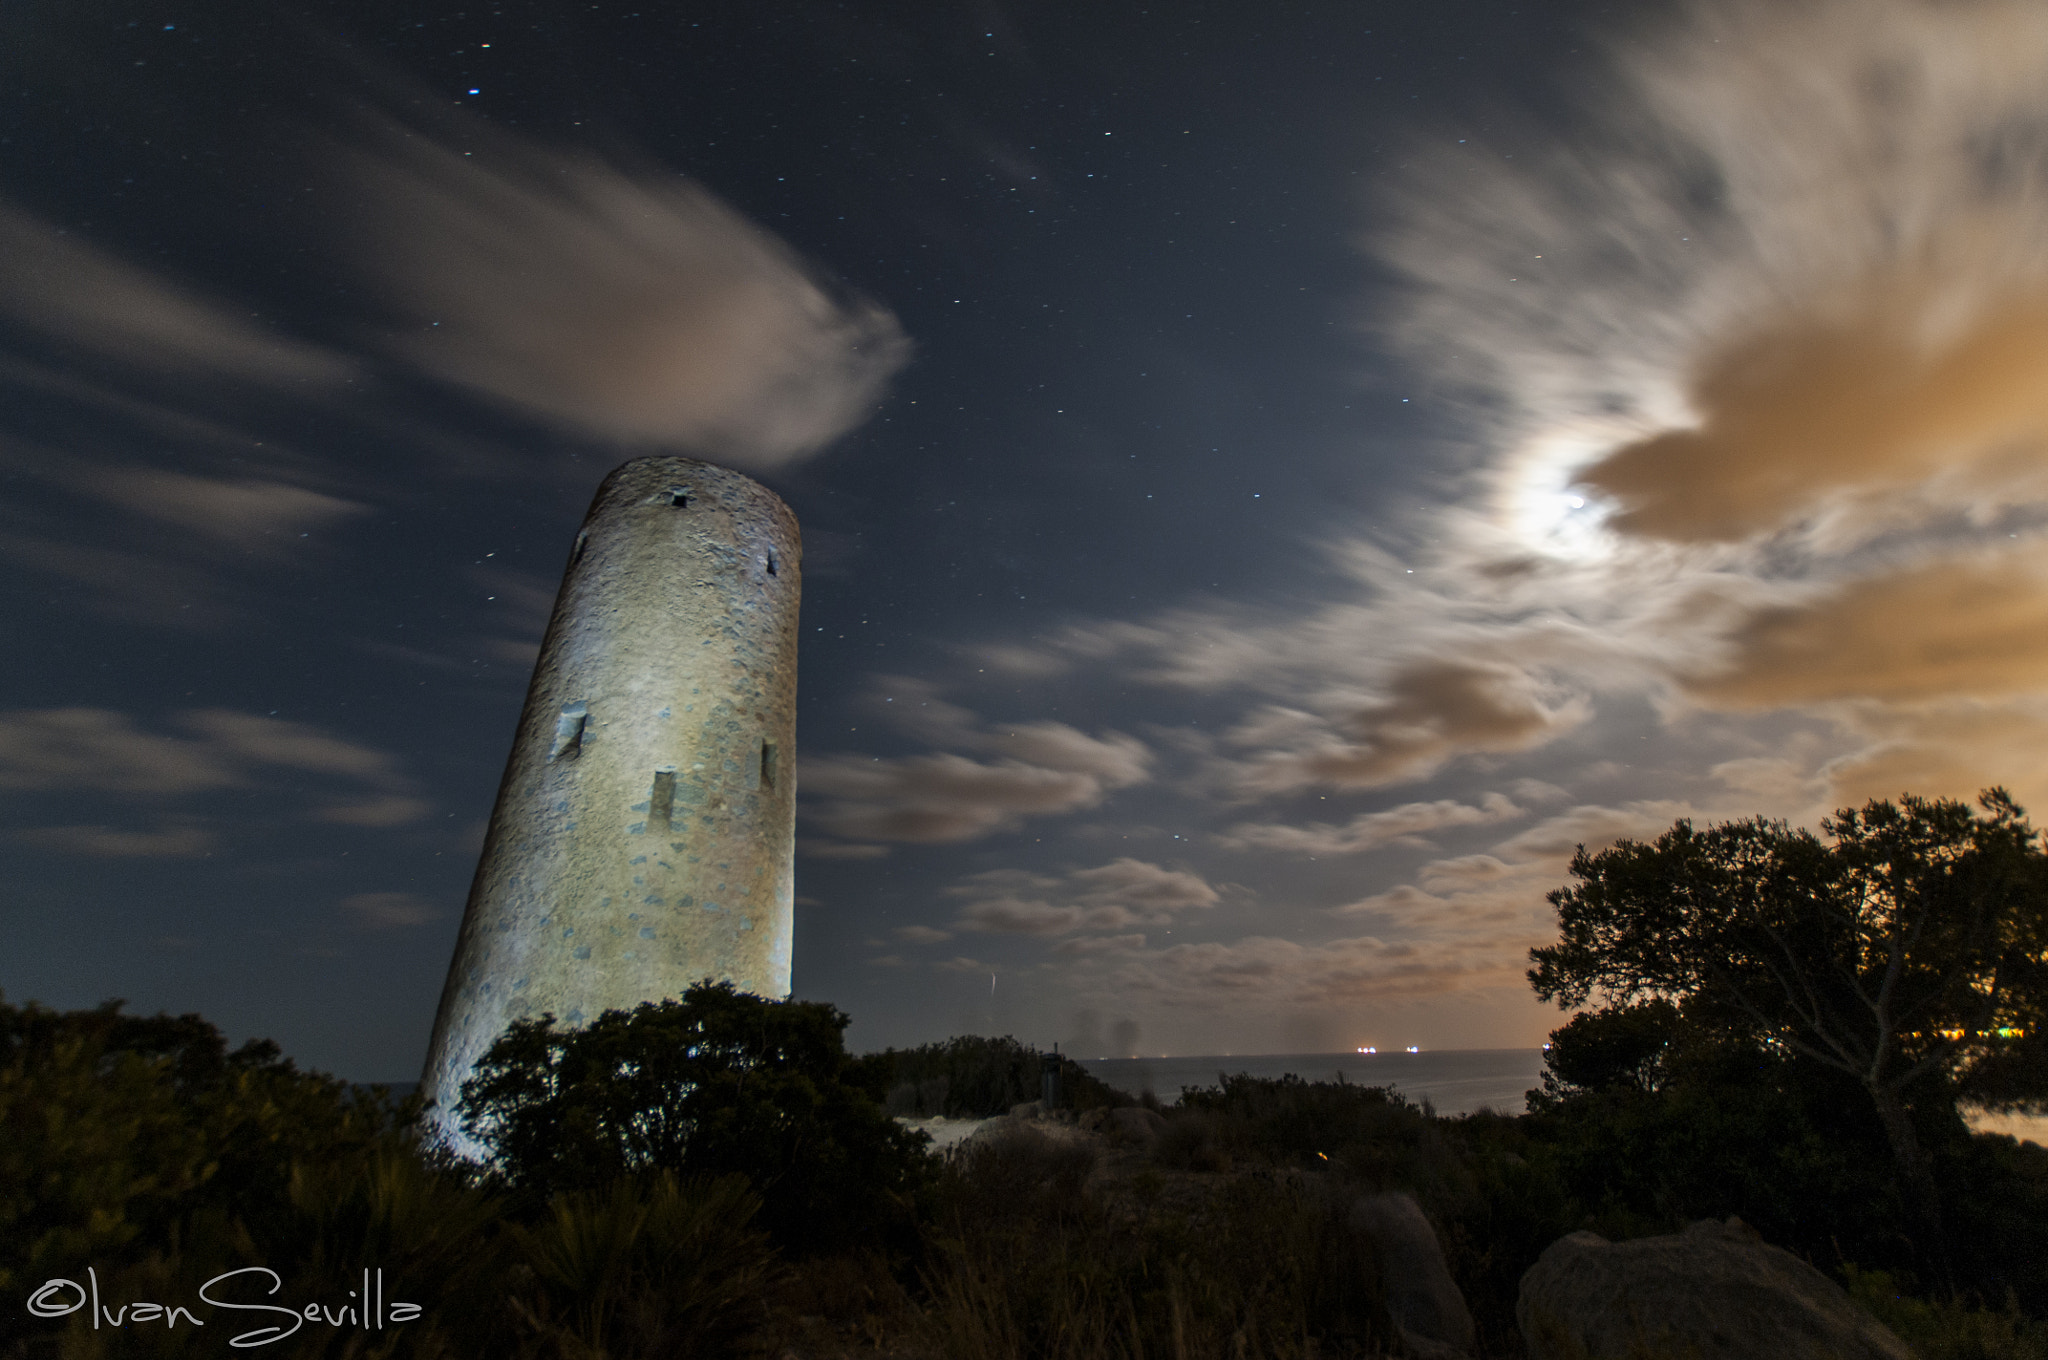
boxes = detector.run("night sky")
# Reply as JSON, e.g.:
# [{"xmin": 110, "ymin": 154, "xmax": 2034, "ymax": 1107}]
[{"xmin": 8, "ymin": 0, "xmax": 2048, "ymax": 1081}]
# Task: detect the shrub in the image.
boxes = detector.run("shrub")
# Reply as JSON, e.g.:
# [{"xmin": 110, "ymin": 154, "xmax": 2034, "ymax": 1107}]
[
  {"xmin": 919, "ymin": 1126, "xmax": 1380, "ymax": 1359},
  {"xmin": 871, "ymin": 1034, "xmax": 1125, "ymax": 1118},
  {"xmin": 0, "ymin": 994, "xmax": 413, "ymax": 1352},
  {"xmin": 503, "ymin": 1172, "xmax": 776, "ymax": 1359},
  {"xmin": 457, "ymin": 980, "xmax": 934, "ymax": 1256}
]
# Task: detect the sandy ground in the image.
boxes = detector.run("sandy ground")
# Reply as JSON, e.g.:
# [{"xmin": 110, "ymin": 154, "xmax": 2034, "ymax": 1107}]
[{"xmin": 892, "ymin": 1114, "xmax": 1004, "ymax": 1152}]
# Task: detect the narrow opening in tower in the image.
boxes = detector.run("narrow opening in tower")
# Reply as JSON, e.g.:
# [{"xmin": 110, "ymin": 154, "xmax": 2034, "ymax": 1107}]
[
  {"xmin": 650, "ymin": 770, "xmax": 676, "ymax": 831},
  {"xmin": 549, "ymin": 703, "xmax": 588, "ymax": 761},
  {"xmin": 766, "ymin": 551, "xmax": 778, "ymax": 577},
  {"xmin": 669, "ymin": 488, "xmax": 692, "ymax": 508},
  {"xmin": 571, "ymin": 532, "xmax": 589, "ymax": 567},
  {"xmin": 760, "ymin": 741, "xmax": 778, "ymax": 790}
]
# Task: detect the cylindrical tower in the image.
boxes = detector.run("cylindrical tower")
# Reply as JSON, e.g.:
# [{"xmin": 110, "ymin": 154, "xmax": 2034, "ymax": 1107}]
[{"xmin": 420, "ymin": 456, "xmax": 800, "ymax": 1147}]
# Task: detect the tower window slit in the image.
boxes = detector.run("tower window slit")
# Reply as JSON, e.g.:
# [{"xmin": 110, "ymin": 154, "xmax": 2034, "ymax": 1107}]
[
  {"xmin": 549, "ymin": 702, "xmax": 589, "ymax": 762},
  {"xmin": 669, "ymin": 488, "xmax": 692, "ymax": 508},
  {"xmin": 650, "ymin": 770, "xmax": 676, "ymax": 831},
  {"xmin": 766, "ymin": 551, "xmax": 777, "ymax": 577},
  {"xmin": 760, "ymin": 741, "xmax": 778, "ymax": 790},
  {"xmin": 570, "ymin": 532, "xmax": 589, "ymax": 567}
]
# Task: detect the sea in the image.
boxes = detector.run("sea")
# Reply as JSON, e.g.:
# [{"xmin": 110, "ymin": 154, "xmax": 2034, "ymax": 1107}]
[{"xmin": 1077, "ymin": 1048, "xmax": 1548, "ymax": 1118}]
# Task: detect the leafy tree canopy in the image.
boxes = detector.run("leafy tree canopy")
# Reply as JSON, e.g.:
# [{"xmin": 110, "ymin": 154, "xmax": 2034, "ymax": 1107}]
[
  {"xmin": 1528, "ymin": 791, "xmax": 2048, "ymax": 1270},
  {"xmin": 1530, "ymin": 791, "xmax": 2047, "ymax": 1118},
  {"xmin": 457, "ymin": 980, "xmax": 933, "ymax": 1255}
]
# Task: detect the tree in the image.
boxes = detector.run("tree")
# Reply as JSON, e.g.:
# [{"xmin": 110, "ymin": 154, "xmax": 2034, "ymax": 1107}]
[
  {"xmin": 1528, "ymin": 791, "xmax": 2048, "ymax": 1269},
  {"xmin": 456, "ymin": 981, "xmax": 934, "ymax": 1255}
]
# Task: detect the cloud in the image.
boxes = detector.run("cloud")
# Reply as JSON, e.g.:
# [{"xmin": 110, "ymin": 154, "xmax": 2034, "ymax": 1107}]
[
  {"xmin": 0, "ymin": 708, "xmax": 416, "ymax": 803},
  {"xmin": 0, "ymin": 709, "xmax": 241, "ymax": 793},
  {"xmin": 798, "ymin": 838, "xmax": 892, "ymax": 860},
  {"xmin": 1052, "ymin": 934, "xmax": 1148, "ymax": 957},
  {"xmin": 1382, "ymin": 0, "xmax": 2048, "ymax": 535},
  {"xmin": 342, "ymin": 892, "xmax": 441, "ymax": 929},
  {"xmin": 179, "ymin": 709, "xmax": 407, "ymax": 784},
  {"xmin": 1104, "ymin": 932, "xmax": 1529, "ymax": 1009},
  {"xmin": 1686, "ymin": 543, "xmax": 2048, "ymax": 708},
  {"xmin": 1820, "ymin": 702, "xmax": 2048, "ymax": 811},
  {"xmin": 0, "ymin": 202, "xmax": 355, "ymax": 385},
  {"xmin": 948, "ymin": 859, "xmax": 1220, "ymax": 936},
  {"xmin": 1222, "ymin": 791, "xmax": 1524, "ymax": 854},
  {"xmin": 1070, "ymin": 858, "xmax": 1220, "ymax": 914},
  {"xmin": 801, "ymin": 752, "xmax": 1109, "ymax": 843},
  {"xmin": 799, "ymin": 702, "xmax": 1152, "ymax": 846},
  {"xmin": 955, "ymin": 896, "xmax": 1084, "ymax": 937},
  {"xmin": 9, "ymin": 822, "xmax": 217, "ymax": 857},
  {"xmin": 1224, "ymin": 661, "xmax": 1589, "ymax": 794},
  {"xmin": 894, "ymin": 924, "xmax": 953, "ymax": 944},
  {"xmin": 313, "ymin": 795, "xmax": 434, "ymax": 827},
  {"xmin": 0, "ymin": 531, "xmax": 247, "ymax": 631},
  {"xmin": 1576, "ymin": 293, "xmax": 2048, "ymax": 545},
  {"xmin": 990, "ymin": 723, "xmax": 1152, "ymax": 786},
  {"xmin": 346, "ymin": 122, "xmax": 909, "ymax": 467},
  {"xmin": 67, "ymin": 467, "xmax": 370, "ymax": 546},
  {"xmin": 1489, "ymin": 800, "xmax": 1697, "ymax": 861}
]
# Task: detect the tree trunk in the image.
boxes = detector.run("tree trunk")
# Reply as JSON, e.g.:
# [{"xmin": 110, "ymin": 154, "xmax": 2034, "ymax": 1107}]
[{"xmin": 1867, "ymin": 1081, "xmax": 1951, "ymax": 1289}]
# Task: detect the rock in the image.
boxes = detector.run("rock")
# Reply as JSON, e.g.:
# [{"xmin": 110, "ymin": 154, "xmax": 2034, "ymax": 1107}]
[
  {"xmin": 1347, "ymin": 1192, "xmax": 1477, "ymax": 1359},
  {"xmin": 1516, "ymin": 1218, "xmax": 1917, "ymax": 1360},
  {"xmin": 1009, "ymin": 1099, "xmax": 1046, "ymax": 1119},
  {"xmin": 1104, "ymin": 1106, "xmax": 1167, "ymax": 1146},
  {"xmin": 1080, "ymin": 1106, "xmax": 1109, "ymax": 1132}
]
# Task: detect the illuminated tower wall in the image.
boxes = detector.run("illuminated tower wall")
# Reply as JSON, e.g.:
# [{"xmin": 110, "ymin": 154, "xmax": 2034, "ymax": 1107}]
[{"xmin": 420, "ymin": 456, "xmax": 800, "ymax": 1145}]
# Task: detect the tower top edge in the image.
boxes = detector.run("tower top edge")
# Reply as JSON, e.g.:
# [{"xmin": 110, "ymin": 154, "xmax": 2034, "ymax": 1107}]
[{"xmin": 586, "ymin": 457, "xmax": 798, "ymax": 540}]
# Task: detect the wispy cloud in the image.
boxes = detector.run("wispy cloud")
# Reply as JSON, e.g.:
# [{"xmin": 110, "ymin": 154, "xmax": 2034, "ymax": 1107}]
[
  {"xmin": 0, "ymin": 202, "xmax": 356, "ymax": 386},
  {"xmin": 0, "ymin": 708, "xmax": 424, "ymax": 819},
  {"xmin": 946, "ymin": 858, "xmax": 1219, "ymax": 938},
  {"xmin": 343, "ymin": 118, "xmax": 909, "ymax": 467},
  {"xmin": 954, "ymin": 0, "xmax": 2048, "ymax": 825},
  {"xmin": 8, "ymin": 821, "xmax": 218, "ymax": 858},
  {"xmin": 1221, "ymin": 791, "xmax": 1525, "ymax": 855},
  {"xmin": 341, "ymin": 891, "xmax": 442, "ymax": 929},
  {"xmin": 800, "ymin": 685, "xmax": 1153, "ymax": 846}
]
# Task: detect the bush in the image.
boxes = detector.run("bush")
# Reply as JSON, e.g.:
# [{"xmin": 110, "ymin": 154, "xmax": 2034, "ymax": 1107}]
[
  {"xmin": 919, "ymin": 1125, "xmax": 1380, "ymax": 1359},
  {"xmin": 0, "ymin": 994, "xmax": 415, "ymax": 1352},
  {"xmin": 1175, "ymin": 1072, "xmax": 1432, "ymax": 1174},
  {"xmin": 871, "ymin": 1034, "xmax": 1126, "ymax": 1118},
  {"xmin": 503, "ymin": 1172, "xmax": 776, "ymax": 1359},
  {"xmin": 457, "ymin": 980, "xmax": 934, "ymax": 1256}
]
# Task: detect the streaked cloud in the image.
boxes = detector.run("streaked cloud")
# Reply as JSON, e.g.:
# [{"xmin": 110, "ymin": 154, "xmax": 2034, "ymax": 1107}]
[
  {"xmin": 345, "ymin": 121, "xmax": 909, "ymax": 467},
  {"xmin": 312, "ymin": 795, "xmax": 435, "ymax": 828},
  {"xmin": 1686, "ymin": 544, "xmax": 2048, "ymax": 708},
  {"xmin": 0, "ymin": 202, "xmax": 355, "ymax": 386},
  {"xmin": 1222, "ymin": 792, "xmax": 1524, "ymax": 855},
  {"xmin": 0, "ymin": 708, "xmax": 420, "ymax": 807},
  {"xmin": 800, "ymin": 690, "xmax": 1153, "ymax": 847},
  {"xmin": 342, "ymin": 891, "xmax": 441, "ymax": 929},
  {"xmin": 801, "ymin": 752, "xmax": 1110, "ymax": 844},
  {"xmin": 948, "ymin": 859, "xmax": 1219, "ymax": 937},
  {"xmin": 9, "ymin": 822, "xmax": 218, "ymax": 858}
]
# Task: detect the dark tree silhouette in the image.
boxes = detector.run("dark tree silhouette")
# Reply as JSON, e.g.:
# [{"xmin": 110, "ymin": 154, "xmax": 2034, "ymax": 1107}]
[
  {"xmin": 1529, "ymin": 790, "xmax": 2048, "ymax": 1270},
  {"xmin": 456, "ymin": 980, "xmax": 932, "ymax": 1255}
]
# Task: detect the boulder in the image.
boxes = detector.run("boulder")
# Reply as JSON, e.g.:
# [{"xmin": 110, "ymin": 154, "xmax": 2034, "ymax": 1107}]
[
  {"xmin": 1347, "ymin": 1192, "xmax": 1477, "ymax": 1359},
  {"xmin": 1516, "ymin": 1218, "xmax": 1916, "ymax": 1360}
]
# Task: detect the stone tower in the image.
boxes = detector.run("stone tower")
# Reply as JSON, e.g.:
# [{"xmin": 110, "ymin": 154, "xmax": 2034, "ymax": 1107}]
[{"xmin": 420, "ymin": 456, "xmax": 800, "ymax": 1147}]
